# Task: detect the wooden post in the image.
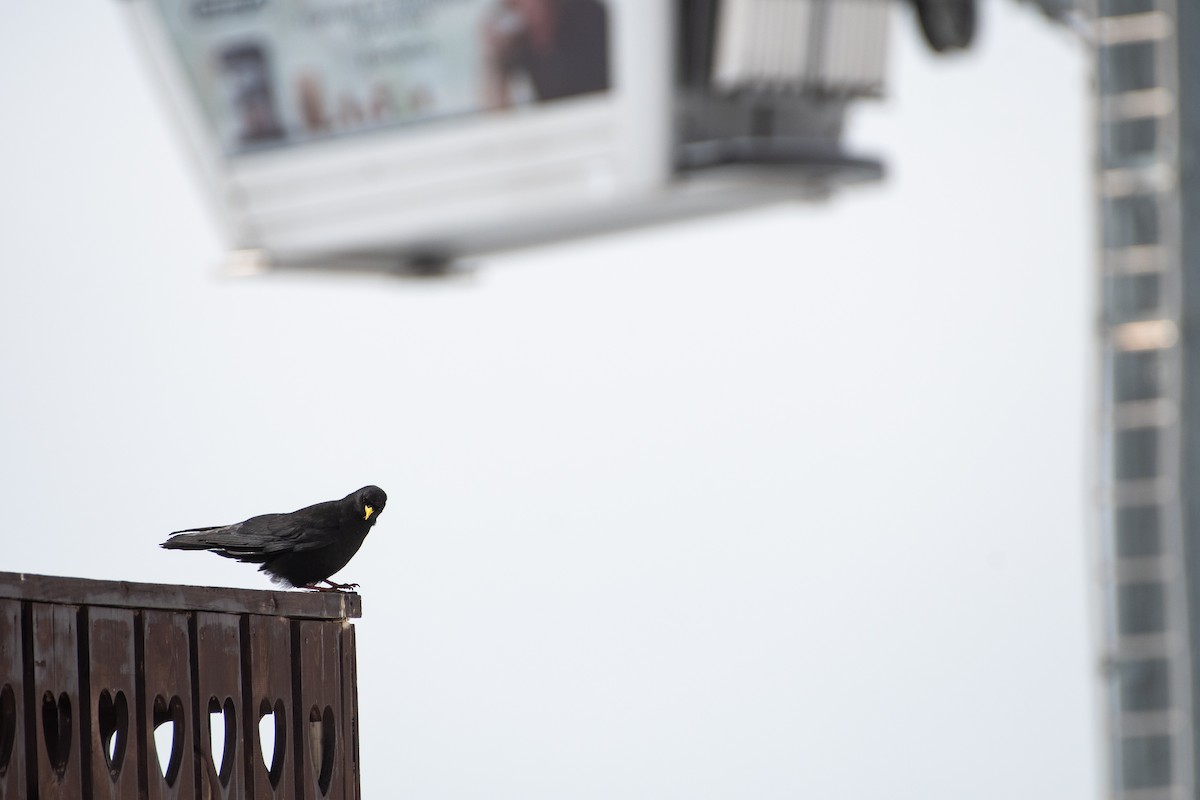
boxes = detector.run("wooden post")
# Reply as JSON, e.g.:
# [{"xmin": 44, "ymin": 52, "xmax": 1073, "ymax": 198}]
[
  {"xmin": 0, "ymin": 600, "xmax": 25, "ymax": 800},
  {"xmin": 30, "ymin": 603, "xmax": 83, "ymax": 800},
  {"xmin": 142, "ymin": 610, "xmax": 197, "ymax": 800},
  {"xmin": 247, "ymin": 615, "xmax": 296, "ymax": 800},
  {"xmin": 84, "ymin": 606, "xmax": 140, "ymax": 800}
]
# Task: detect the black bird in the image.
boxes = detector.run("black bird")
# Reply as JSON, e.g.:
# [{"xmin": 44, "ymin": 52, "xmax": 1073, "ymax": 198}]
[{"xmin": 161, "ymin": 486, "xmax": 387, "ymax": 592}]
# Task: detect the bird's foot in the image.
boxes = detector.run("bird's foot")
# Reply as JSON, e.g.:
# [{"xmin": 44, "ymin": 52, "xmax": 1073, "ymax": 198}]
[
  {"xmin": 300, "ymin": 584, "xmax": 340, "ymax": 593},
  {"xmin": 320, "ymin": 579, "xmax": 360, "ymax": 592}
]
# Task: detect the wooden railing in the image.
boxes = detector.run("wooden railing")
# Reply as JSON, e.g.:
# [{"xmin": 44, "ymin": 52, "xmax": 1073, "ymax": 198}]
[{"xmin": 0, "ymin": 572, "xmax": 361, "ymax": 799}]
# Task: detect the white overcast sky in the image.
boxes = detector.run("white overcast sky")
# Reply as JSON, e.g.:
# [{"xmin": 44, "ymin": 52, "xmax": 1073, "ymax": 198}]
[{"xmin": 0, "ymin": 2, "xmax": 1097, "ymax": 798}]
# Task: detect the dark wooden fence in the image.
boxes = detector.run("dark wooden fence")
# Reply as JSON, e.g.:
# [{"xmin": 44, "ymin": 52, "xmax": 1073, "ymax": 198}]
[{"xmin": 0, "ymin": 572, "xmax": 362, "ymax": 800}]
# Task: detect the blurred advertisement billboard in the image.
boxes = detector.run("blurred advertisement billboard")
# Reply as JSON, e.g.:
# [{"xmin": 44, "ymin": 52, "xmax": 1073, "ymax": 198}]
[{"xmin": 154, "ymin": 0, "xmax": 612, "ymax": 154}]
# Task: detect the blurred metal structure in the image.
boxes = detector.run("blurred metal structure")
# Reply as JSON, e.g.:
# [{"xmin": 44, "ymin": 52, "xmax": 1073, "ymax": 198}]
[
  {"xmin": 0, "ymin": 571, "xmax": 361, "ymax": 800},
  {"xmin": 120, "ymin": 0, "xmax": 893, "ymax": 273},
  {"xmin": 678, "ymin": 0, "xmax": 888, "ymax": 174},
  {"xmin": 1091, "ymin": 0, "xmax": 1200, "ymax": 796}
]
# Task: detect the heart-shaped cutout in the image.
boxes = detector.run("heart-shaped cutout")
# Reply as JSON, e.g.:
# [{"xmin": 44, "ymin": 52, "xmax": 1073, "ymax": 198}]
[
  {"xmin": 258, "ymin": 698, "xmax": 287, "ymax": 788},
  {"xmin": 41, "ymin": 691, "xmax": 71, "ymax": 778},
  {"xmin": 152, "ymin": 694, "xmax": 185, "ymax": 786},
  {"xmin": 208, "ymin": 696, "xmax": 237, "ymax": 787},
  {"xmin": 308, "ymin": 705, "xmax": 336, "ymax": 796},
  {"xmin": 97, "ymin": 689, "xmax": 129, "ymax": 778},
  {"xmin": 0, "ymin": 683, "xmax": 15, "ymax": 776}
]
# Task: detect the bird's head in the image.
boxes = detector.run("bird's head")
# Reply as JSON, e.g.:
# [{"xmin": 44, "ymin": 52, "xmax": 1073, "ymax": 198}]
[{"xmin": 349, "ymin": 485, "xmax": 387, "ymax": 524}]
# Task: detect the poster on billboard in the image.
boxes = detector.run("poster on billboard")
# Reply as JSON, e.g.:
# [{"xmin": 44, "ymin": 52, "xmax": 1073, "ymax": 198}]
[{"xmin": 152, "ymin": 0, "xmax": 612, "ymax": 154}]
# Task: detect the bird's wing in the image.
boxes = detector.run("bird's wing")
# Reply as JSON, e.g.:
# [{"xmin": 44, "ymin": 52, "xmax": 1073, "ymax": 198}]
[
  {"xmin": 243, "ymin": 511, "xmax": 347, "ymax": 554},
  {"xmin": 161, "ymin": 509, "xmax": 344, "ymax": 561}
]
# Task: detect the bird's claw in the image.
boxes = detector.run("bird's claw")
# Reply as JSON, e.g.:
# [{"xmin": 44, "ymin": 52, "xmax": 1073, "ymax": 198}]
[{"xmin": 302, "ymin": 580, "xmax": 360, "ymax": 593}]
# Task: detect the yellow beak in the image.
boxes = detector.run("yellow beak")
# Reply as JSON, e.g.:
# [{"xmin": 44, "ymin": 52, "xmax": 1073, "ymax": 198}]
[{"xmin": 364, "ymin": 505, "xmax": 375, "ymax": 521}]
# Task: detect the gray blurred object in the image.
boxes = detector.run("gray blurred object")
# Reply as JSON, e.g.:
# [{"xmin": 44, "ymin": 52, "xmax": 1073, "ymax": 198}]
[{"xmin": 910, "ymin": 0, "xmax": 976, "ymax": 51}]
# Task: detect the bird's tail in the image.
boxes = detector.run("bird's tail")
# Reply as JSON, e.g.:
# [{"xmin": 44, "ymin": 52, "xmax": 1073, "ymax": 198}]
[
  {"xmin": 160, "ymin": 523, "xmax": 271, "ymax": 564},
  {"xmin": 160, "ymin": 526, "xmax": 230, "ymax": 550}
]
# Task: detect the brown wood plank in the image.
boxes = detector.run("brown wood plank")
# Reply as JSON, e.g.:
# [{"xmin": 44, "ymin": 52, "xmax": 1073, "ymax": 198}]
[
  {"xmin": 296, "ymin": 620, "xmax": 347, "ymax": 800},
  {"xmin": 340, "ymin": 622, "xmax": 361, "ymax": 800},
  {"xmin": 0, "ymin": 572, "xmax": 360, "ymax": 620},
  {"xmin": 195, "ymin": 612, "xmax": 247, "ymax": 800},
  {"xmin": 30, "ymin": 603, "xmax": 83, "ymax": 800},
  {"xmin": 246, "ymin": 615, "xmax": 296, "ymax": 800},
  {"xmin": 84, "ymin": 606, "xmax": 140, "ymax": 800},
  {"xmin": 142, "ymin": 610, "xmax": 198, "ymax": 800},
  {"xmin": 0, "ymin": 600, "xmax": 24, "ymax": 800}
]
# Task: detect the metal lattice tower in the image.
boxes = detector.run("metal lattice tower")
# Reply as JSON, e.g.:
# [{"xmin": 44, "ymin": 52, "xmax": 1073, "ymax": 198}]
[{"xmin": 1094, "ymin": 0, "xmax": 1200, "ymax": 796}]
